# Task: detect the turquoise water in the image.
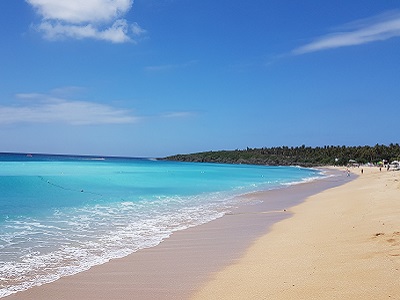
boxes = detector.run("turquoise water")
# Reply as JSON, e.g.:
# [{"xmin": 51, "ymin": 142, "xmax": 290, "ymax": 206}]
[{"xmin": 0, "ymin": 153, "xmax": 322, "ymax": 297}]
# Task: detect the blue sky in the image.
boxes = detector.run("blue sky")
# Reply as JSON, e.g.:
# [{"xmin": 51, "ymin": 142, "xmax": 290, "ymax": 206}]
[{"xmin": 0, "ymin": 1, "xmax": 399, "ymax": 157}]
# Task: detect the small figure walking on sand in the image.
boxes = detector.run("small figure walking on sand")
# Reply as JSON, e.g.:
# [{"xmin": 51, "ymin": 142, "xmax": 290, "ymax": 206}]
[
  {"xmin": 346, "ymin": 169, "xmax": 350, "ymax": 177},
  {"xmin": 361, "ymin": 169, "xmax": 363, "ymax": 174}
]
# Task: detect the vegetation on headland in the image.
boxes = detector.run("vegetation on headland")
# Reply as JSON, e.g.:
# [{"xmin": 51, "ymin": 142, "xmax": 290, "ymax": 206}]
[{"xmin": 162, "ymin": 144, "xmax": 400, "ymax": 167}]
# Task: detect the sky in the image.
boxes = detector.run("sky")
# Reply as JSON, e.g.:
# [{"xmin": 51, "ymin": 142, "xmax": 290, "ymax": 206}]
[{"xmin": 0, "ymin": 1, "xmax": 399, "ymax": 157}]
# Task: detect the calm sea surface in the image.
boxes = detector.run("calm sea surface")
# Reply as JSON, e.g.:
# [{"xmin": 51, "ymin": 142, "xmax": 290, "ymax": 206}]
[{"xmin": 0, "ymin": 153, "xmax": 323, "ymax": 297}]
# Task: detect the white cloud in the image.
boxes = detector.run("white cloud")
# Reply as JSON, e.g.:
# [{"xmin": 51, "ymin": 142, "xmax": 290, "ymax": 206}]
[
  {"xmin": 292, "ymin": 11, "xmax": 400, "ymax": 55},
  {"xmin": 37, "ymin": 19, "xmax": 134, "ymax": 43},
  {"xmin": 161, "ymin": 111, "xmax": 195, "ymax": 118},
  {"xmin": 27, "ymin": 0, "xmax": 132, "ymax": 23},
  {"xmin": 131, "ymin": 22, "xmax": 146, "ymax": 36},
  {"xmin": 1, "ymin": 93, "xmax": 138, "ymax": 125},
  {"xmin": 26, "ymin": 0, "xmax": 146, "ymax": 43}
]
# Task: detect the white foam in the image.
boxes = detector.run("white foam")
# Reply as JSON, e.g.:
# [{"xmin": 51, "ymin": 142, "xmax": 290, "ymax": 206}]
[{"xmin": 0, "ymin": 192, "xmax": 234, "ymax": 298}]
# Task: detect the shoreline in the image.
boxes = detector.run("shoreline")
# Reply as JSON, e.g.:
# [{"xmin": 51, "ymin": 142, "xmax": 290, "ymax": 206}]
[
  {"xmin": 5, "ymin": 168, "xmax": 349, "ymax": 299},
  {"xmin": 193, "ymin": 166, "xmax": 400, "ymax": 299}
]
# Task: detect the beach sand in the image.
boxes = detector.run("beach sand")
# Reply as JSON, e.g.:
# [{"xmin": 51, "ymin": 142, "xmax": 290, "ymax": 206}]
[
  {"xmin": 193, "ymin": 167, "xmax": 400, "ymax": 299},
  {"xmin": 6, "ymin": 167, "xmax": 397, "ymax": 300}
]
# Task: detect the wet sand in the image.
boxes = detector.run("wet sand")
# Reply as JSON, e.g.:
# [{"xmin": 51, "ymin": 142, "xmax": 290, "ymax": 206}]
[
  {"xmin": 193, "ymin": 167, "xmax": 400, "ymax": 299},
  {"xmin": 5, "ymin": 168, "xmax": 348, "ymax": 300}
]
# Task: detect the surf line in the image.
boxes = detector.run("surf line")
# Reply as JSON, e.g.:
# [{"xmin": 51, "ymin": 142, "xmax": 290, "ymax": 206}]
[{"xmin": 37, "ymin": 176, "xmax": 103, "ymax": 197}]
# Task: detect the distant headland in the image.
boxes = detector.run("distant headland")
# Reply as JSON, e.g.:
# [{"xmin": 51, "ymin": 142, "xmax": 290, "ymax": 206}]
[{"xmin": 162, "ymin": 144, "xmax": 400, "ymax": 167}]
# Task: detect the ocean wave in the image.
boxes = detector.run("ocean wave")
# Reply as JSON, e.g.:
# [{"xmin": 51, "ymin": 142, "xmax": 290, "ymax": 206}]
[{"xmin": 0, "ymin": 192, "xmax": 233, "ymax": 298}]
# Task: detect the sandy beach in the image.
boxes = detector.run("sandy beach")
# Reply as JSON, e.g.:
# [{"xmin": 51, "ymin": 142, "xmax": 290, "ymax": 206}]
[
  {"xmin": 193, "ymin": 167, "xmax": 400, "ymax": 299},
  {"xmin": 6, "ymin": 167, "xmax": 399, "ymax": 299}
]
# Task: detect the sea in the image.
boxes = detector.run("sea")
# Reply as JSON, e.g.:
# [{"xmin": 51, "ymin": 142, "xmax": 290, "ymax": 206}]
[{"xmin": 0, "ymin": 153, "xmax": 324, "ymax": 297}]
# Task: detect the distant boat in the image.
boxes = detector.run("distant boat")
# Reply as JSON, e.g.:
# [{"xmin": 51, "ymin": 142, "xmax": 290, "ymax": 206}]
[{"xmin": 26, "ymin": 154, "xmax": 33, "ymax": 158}]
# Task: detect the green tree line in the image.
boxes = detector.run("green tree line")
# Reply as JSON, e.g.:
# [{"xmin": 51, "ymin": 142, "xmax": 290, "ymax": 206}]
[{"xmin": 162, "ymin": 144, "xmax": 400, "ymax": 167}]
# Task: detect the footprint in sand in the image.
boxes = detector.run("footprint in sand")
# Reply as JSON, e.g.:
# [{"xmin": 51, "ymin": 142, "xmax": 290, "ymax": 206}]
[{"xmin": 386, "ymin": 232, "xmax": 400, "ymax": 257}]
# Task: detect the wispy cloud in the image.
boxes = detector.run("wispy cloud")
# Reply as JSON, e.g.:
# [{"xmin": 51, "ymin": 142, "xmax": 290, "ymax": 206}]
[
  {"xmin": 0, "ymin": 92, "xmax": 138, "ymax": 125},
  {"xmin": 26, "ymin": 0, "xmax": 146, "ymax": 43},
  {"xmin": 292, "ymin": 10, "xmax": 400, "ymax": 55},
  {"xmin": 161, "ymin": 111, "xmax": 196, "ymax": 118},
  {"xmin": 145, "ymin": 60, "xmax": 198, "ymax": 72}
]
